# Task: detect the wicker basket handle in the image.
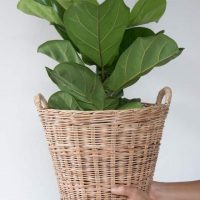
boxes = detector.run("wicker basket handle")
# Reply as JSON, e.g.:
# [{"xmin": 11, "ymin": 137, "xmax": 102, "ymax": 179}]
[
  {"xmin": 156, "ymin": 87, "xmax": 172, "ymax": 106},
  {"xmin": 34, "ymin": 93, "xmax": 48, "ymax": 110}
]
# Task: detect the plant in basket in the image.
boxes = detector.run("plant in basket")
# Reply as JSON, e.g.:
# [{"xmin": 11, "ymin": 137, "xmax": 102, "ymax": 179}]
[{"xmin": 18, "ymin": 0, "xmax": 183, "ymax": 199}]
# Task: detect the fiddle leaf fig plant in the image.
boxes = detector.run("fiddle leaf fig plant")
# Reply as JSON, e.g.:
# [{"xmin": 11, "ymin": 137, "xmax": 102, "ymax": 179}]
[{"xmin": 17, "ymin": 0, "xmax": 183, "ymax": 111}]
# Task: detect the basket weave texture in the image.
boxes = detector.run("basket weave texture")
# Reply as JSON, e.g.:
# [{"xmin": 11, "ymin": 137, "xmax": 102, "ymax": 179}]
[{"xmin": 34, "ymin": 87, "xmax": 172, "ymax": 200}]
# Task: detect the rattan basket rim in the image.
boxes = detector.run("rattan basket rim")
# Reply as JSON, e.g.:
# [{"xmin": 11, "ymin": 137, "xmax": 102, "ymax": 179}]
[
  {"xmin": 39, "ymin": 103, "xmax": 167, "ymax": 113},
  {"xmin": 34, "ymin": 87, "xmax": 172, "ymax": 112}
]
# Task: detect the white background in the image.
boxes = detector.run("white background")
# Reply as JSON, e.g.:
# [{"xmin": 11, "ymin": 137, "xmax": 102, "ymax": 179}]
[{"xmin": 0, "ymin": 0, "xmax": 200, "ymax": 199}]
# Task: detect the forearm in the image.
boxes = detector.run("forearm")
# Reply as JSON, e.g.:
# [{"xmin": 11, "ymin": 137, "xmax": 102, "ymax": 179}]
[{"xmin": 151, "ymin": 181, "xmax": 200, "ymax": 200}]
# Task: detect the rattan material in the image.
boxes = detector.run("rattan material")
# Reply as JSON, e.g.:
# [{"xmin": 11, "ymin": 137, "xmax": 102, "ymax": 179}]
[{"xmin": 34, "ymin": 87, "xmax": 172, "ymax": 200}]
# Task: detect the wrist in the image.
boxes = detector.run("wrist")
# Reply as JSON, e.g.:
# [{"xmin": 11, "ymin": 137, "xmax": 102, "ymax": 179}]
[{"xmin": 150, "ymin": 182, "xmax": 169, "ymax": 200}]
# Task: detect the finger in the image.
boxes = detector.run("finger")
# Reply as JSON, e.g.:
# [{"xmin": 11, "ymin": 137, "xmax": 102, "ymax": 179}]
[{"xmin": 111, "ymin": 185, "xmax": 137, "ymax": 197}]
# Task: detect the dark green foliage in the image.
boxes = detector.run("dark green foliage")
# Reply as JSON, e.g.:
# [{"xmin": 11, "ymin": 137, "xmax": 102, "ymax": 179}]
[{"xmin": 18, "ymin": 0, "xmax": 183, "ymax": 110}]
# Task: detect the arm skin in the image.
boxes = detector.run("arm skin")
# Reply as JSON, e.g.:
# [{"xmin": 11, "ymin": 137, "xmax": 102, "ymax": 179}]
[
  {"xmin": 111, "ymin": 181, "xmax": 200, "ymax": 200},
  {"xmin": 151, "ymin": 181, "xmax": 200, "ymax": 200}
]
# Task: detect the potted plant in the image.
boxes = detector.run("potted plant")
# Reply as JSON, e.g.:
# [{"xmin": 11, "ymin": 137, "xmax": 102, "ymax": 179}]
[{"xmin": 18, "ymin": 0, "xmax": 183, "ymax": 199}]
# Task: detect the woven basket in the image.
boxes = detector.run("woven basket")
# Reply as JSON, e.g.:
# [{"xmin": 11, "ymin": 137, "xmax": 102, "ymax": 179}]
[{"xmin": 34, "ymin": 87, "xmax": 172, "ymax": 200}]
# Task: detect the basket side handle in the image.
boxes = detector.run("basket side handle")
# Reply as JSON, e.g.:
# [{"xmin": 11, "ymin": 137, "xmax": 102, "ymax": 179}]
[
  {"xmin": 34, "ymin": 93, "xmax": 48, "ymax": 110},
  {"xmin": 156, "ymin": 87, "xmax": 172, "ymax": 106}
]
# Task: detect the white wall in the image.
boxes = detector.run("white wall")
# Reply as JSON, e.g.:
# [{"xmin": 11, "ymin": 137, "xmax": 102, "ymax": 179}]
[{"xmin": 0, "ymin": 0, "xmax": 199, "ymax": 199}]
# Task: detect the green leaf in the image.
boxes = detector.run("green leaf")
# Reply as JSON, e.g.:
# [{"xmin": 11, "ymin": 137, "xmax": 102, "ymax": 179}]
[
  {"xmin": 119, "ymin": 98, "xmax": 141, "ymax": 106},
  {"xmin": 119, "ymin": 27, "xmax": 155, "ymax": 55},
  {"xmin": 53, "ymin": 24, "xmax": 70, "ymax": 39},
  {"xmin": 105, "ymin": 27, "xmax": 155, "ymax": 77},
  {"xmin": 38, "ymin": 40, "xmax": 84, "ymax": 64},
  {"xmin": 82, "ymin": 55, "xmax": 96, "ymax": 66},
  {"xmin": 48, "ymin": 91, "xmax": 81, "ymax": 110},
  {"xmin": 17, "ymin": 0, "xmax": 63, "ymax": 25},
  {"xmin": 53, "ymin": 24, "xmax": 81, "ymax": 52},
  {"xmin": 129, "ymin": 0, "xmax": 167, "ymax": 26},
  {"xmin": 34, "ymin": 0, "xmax": 51, "ymax": 6},
  {"xmin": 104, "ymin": 34, "xmax": 183, "ymax": 94},
  {"xmin": 118, "ymin": 102, "xmax": 144, "ymax": 110},
  {"xmin": 157, "ymin": 48, "xmax": 184, "ymax": 67},
  {"xmin": 104, "ymin": 98, "xmax": 119, "ymax": 110},
  {"xmin": 52, "ymin": 24, "xmax": 80, "ymax": 53},
  {"xmin": 56, "ymin": 0, "xmax": 98, "ymax": 10},
  {"xmin": 63, "ymin": 0, "xmax": 130, "ymax": 67},
  {"xmin": 50, "ymin": 0, "xmax": 65, "ymax": 19},
  {"xmin": 46, "ymin": 63, "xmax": 106, "ymax": 110}
]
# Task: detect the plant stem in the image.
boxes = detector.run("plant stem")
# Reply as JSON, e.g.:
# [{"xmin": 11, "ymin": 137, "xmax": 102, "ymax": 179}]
[
  {"xmin": 96, "ymin": 66, "xmax": 105, "ymax": 82},
  {"xmin": 101, "ymin": 66, "xmax": 105, "ymax": 81}
]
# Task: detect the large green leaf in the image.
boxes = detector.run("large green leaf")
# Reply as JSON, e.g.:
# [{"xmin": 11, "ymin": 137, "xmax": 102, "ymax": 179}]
[
  {"xmin": 63, "ymin": 0, "xmax": 130, "ymax": 68},
  {"xmin": 118, "ymin": 102, "xmax": 144, "ymax": 110},
  {"xmin": 129, "ymin": 0, "xmax": 167, "ymax": 26},
  {"xmin": 104, "ymin": 34, "xmax": 183, "ymax": 94},
  {"xmin": 48, "ymin": 91, "xmax": 81, "ymax": 110},
  {"xmin": 38, "ymin": 40, "xmax": 84, "ymax": 64},
  {"xmin": 56, "ymin": 0, "xmax": 98, "ymax": 9},
  {"xmin": 119, "ymin": 27, "xmax": 155, "ymax": 55},
  {"xmin": 17, "ymin": 0, "xmax": 63, "ymax": 25},
  {"xmin": 105, "ymin": 27, "xmax": 155, "ymax": 77},
  {"xmin": 46, "ymin": 63, "xmax": 106, "ymax": 110},
  {"xmin": 80, "ymin": 28, "xmax": 155, "ymax": 77},
  {"xmin": 104, "ymin": 98, "xmax": 119, "ymax": 110}
]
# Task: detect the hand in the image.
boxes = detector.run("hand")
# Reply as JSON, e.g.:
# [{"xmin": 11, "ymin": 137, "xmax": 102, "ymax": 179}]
[
  {"xmin": 111, "ymin": 181, "xmax": 200, "ymax": 200},
  {"xmin": 111, "ymin": 185, "xmax": 153, "ymax": 200}
]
